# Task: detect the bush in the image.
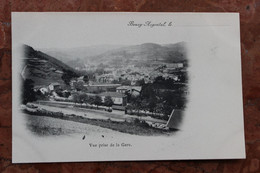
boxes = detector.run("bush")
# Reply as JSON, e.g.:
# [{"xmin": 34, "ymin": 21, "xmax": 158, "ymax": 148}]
[
  {"xmin": 139, "ymin": 120, "xmax": 150, "ymax": 128},
  {"xmin": 25, "ymin": 108, "xmax": 65, "ymax": 118},
  {"xmin": 133, "ymin": 118, "xmax": 140, "ymax": 124},
  {"xmin": 133, "ymin": 118, "xmax": 150, "ymax": 128}
]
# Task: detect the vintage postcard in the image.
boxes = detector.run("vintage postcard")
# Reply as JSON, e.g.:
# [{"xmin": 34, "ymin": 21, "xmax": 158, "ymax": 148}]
[{"xmin": 12, "ymin": 12, "xmax": 245, "ymax": 163}]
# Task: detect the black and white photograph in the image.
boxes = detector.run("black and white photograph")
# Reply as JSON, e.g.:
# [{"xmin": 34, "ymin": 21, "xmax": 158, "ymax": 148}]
[
  {"xmin": 21, "ymin": 41, "xmax": 188, "ymax": 136},
  {"xmin": 12, "ymin": 12, "xmax": 245, "ymax": 163}
]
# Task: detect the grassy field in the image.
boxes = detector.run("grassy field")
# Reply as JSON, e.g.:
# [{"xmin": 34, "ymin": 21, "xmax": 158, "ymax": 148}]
[
  {"xmin": 23, "ymin": 108, "xmax": 175, "ymax": 136},
  {"xmin": 23, "ymin": 112, "xmax": 126, "ymax": 137}
]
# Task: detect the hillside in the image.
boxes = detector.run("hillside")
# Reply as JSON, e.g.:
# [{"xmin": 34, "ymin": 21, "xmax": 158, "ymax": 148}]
[
  {"xmin": 41, "ymin": 45, "xmax": 125, "ymax": 64},
  {"xmin": 87, "ymin": 42, "xmax": 187, "ymax": 67},
  {"xmin": 22, "ymin": 45, "xmax": 80, "ymax": 86},
  {"xmin": 61, "ymin": 42, "xmax": 187, "ymax": 69}
]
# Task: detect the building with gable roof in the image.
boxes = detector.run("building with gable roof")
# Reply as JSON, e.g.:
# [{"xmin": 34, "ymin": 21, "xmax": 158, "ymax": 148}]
[{"xmin": 99, "ymin": 92, "xmax": 127, "ymax": 106}]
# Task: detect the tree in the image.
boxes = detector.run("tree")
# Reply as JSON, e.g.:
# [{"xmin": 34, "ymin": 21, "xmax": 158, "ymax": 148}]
[
  {"xmin": 112, "ymin": 79, "xmax": 120, "ymax": 84},
  {"xmin": 72, "ymin": 93, "xmax": 80, "ymax": 105},
  {"xmin": 95, "ymin": 68, "xmax": 105, "ymax": 75},
  {"xmin": 148, "ymin": 98, "xmax": 157, "ymax": 114},
  {"xmin": 78, "ymin": 93, "xmax": 88, "ymax": 106},
  {"xmin": 61, "ymin": 73, "xmax": 73, "ymax": 85},
  {"xmin": 140, "ymin": 98, "xmax": 149, "ymax": 113},
  {"xmin": 55, "ymin": 88, "xmax": 64, "ymax": 97},
  {"xmin": 104, "ymin": 96, "xmax": 114, "ymax": 107},
  {"xmin": 140, "ymin": 84, "xmax": 156, "ymax": 99},
  {"xmin": 121, "ymin": 79, "xmax": 131, "ymax": 85},
  {"xmin": 83, "ymin": 75, "xmax": 89, "ymax": 83},
  {"xmin": 22, "ymin": 79, "xmax": 36, "ymax": 104},
  {"xmin": 86, "ymin": 96, "xmax": 95, "ymax": 108},
  {"xmin": 125, "ymin": 90, "xmax": 132, "ymax": 103},
  {"xmin": 131, "ymin": 96, "xmax": 142, "ymax": 115},
  {"xmin": 74, "ymin": 81, "xmax": 84, "ymax": 91},
  {"xmin": 63, "ymin": 91, "xmax": 71, "ymax": 98},
  {"xmin": 35, "ymin": 90, "xmax": 47, "ymax": 100},
  {"xmin": 94, "ymin": 95, "xmax": 102, "ymax": 108},
  {"xmin": 135, "ymin": 79, "xmax": 145, "ymax": 86},
  {"xmin": 155, "ymin": 102, "xmax": 164, "ymax": 114}
]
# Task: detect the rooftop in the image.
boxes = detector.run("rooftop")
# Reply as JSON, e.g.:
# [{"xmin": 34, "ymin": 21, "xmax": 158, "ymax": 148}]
[
  {"xmin": 116, "ymin": 86, "xmax": 131, "ymax": 90},
  {"xmin": 99, "ymin": 92, "xmax": 126, "ymax": 98},
  {"xmin": 49, "ymin": 82, "xmax": 60, "ymax": 86},
  {"xmin": 33, "ymin": 85, "xmax": 46, "ymax": 89},
  {"xmin": 131, "ymin": 86, "xmax": 142, "ymax": 92},
  {"xmin": 84, "ymin": 84, "xmax": 121, "ymax": 87},
  {"xmin": 116, "ymin": 86, "xmax": 142, "ymax": 92}
]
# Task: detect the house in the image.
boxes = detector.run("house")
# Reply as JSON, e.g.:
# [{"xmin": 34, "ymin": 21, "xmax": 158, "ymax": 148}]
[
  {"xmin": 96, "ymin": 74, "xmax": 114, "ymax": 83},
  {"xmin": 54, "ymin": 70, "xmax": 64, "ymax": 74},
  {"xmin": 77, "ymin": 76, "xmax": 85, "ymax": 82},
  {"xmin": 167, "ymin": 63, "xmax": 184, "ymax": 69},
  {"xmin": 34, "ymin": 86, "xmax": 49, "ymax": 94},
  {"xmin": 70, "ymin": 79, "xmax": 77, "ymax": 89},
  {"xmin": 116, "ymin": 86, "xmax": 129, "ymax": 93},
  {"xmin": 99, "ymin": 92, "xmax": 127, "ymax": 106},
  {"xmin": 116, "ymin": 86, "xmax": 142, "ymax": 96},
  {"xmin": 84, "ymin": 84, "xmax": 121, "ymax": 93},
  {"xmin": 48, "ymin": 82, "xmax": 61, "ymax": 91},
  {"xmin": 131, "ymin": 86, "xmax": 142, "ymax": 96}
]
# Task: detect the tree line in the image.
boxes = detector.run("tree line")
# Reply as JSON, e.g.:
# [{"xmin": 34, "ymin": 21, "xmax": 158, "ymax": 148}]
[
  {"xmin": 126, "ymin": 76, "xmax": 187, "ymax": 120},
  {"xmin": 72, "ymin": 93, "xmax": 114, "ymax": 108}
]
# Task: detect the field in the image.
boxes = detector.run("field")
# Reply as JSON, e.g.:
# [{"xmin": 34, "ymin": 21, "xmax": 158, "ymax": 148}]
[
  {"xmin": 23, "ymin": 106, "xmax": 175, "ymax": 136},
  {"xmin": 23, "ymin": 112, "xmax": 128, "ymax": 138}
]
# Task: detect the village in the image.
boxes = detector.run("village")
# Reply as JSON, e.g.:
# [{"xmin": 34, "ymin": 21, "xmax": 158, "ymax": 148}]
[{"xmin": 28, "ymin": 61, "xmax": 187, "ymax": 131}]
